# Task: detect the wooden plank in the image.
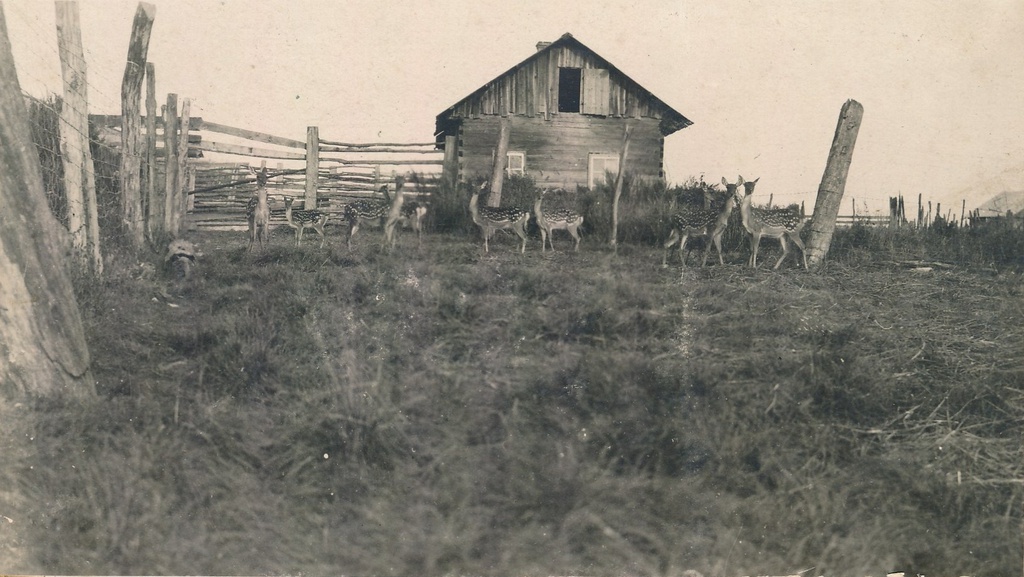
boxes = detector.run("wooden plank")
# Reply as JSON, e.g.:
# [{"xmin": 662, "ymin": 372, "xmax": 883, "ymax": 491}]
[
  {"xmin": 197, "ymin": 140, "xmax": 306, "ymax": 160},
  {"xmin": 199, "ymin": 120, "xmax": 306, "ymax": 149},
  {"xmin": 89, "ymin": 113, "xmax": 203, "ymax": 129},
  {"xmin": 319, "ymin": 157, "xmax": 443, "ymax": 166},
  {"xmin": 318, "ymin": 139, "xmax": 436, "ymax": 148},
  {"xmin": 318, "ymin": 145, "xmax": 441, "ymax": 154}
]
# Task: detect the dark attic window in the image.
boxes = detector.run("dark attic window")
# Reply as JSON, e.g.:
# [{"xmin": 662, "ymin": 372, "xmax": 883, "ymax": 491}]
[{"xmin": 558, "ymin": 67, "xmax": 582, "ymax": 113}]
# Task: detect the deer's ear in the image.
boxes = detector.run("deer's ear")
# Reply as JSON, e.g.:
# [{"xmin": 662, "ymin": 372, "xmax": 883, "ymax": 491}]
[
  {"xmin": 721, "ymin": 177, "xmax": 728, "ymax": 187},
  {"xmin": 752, "ymin": 177, "xmax": 759, "ymax": 184}
]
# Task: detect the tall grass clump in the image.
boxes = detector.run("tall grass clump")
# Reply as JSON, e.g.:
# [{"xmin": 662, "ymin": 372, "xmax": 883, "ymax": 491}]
[{"xmin": 830, "ymin": 219, "xmax": 1024, "ymax": 270}]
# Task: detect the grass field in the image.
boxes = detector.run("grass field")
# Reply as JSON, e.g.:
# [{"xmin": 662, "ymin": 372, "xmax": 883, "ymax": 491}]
[{"xmin": 2, "ymin": 220, "xmax": 1023, "ymax": 576}]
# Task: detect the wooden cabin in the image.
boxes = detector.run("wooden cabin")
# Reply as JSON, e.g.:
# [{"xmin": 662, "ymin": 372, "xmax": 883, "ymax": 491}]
[{"xmin": 435, "ymin": 33, "xmax": 692, "ymax": 190}]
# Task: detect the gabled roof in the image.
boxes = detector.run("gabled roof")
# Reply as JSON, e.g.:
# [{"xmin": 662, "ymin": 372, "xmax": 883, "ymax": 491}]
[{"xmin": 435, "ymin": 33, "xmax": 692, "ymax": 137}]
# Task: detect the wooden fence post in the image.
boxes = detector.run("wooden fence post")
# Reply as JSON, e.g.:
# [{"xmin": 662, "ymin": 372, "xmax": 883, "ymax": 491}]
[
  {"xmin": 162, "ymin": 93, "xmax": 179, "ymax": 235},
  {"xmin": 305, "ymin": 125, "xmax": 319, "ymax": 209},
  {"xmin": 442, "ymin": 134, "xmax": 458, "ymax": 190},
  {"xmin": 145, "ymin": 62, "xmax": 160, "ymax": 241},
  {"xmin": 118, "ymin": 2, "xmax": 155, "ymax": 248},
  {"xmin": 55, "ymin": 0, "xmax": 93, "ymax": 268},
  {"xmin": 174, "ymin": 98, "xmax": 191, "ymax": 235},
  {"xmin": 805, "ymin": 99, "xmax": 863, "ymax": 269},
  {"xmin": 609, "ymin": 123, "xmax": 633, "ymax": 251},
  {"xmin": 488, "ymin": 117, "xmax": 511, "ymax": 207}
]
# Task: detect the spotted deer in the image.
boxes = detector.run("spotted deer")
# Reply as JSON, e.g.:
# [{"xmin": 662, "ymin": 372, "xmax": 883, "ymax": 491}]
[
  {"xmin": 533, "ymin": 188, "xmax": 583, "ymax": 252},
  {"xmin": 343, "ymin": 185, "xmax": 392, "ymax": 250},
  {"xmin": 246, "ymin": 165, "xmax": 271, "ymax": 251},
  {"xmin": 469, "ymin": 182, "xmax": 530, "ymax": 253},
  {"xmin": 662, "ymin": 177, "xmax": 741, "ymax": 267},
  {"xmin": 735, "ymin": 177, "xmax": 808, "ymax": 269},
  {"xmin": 283, "ymin": 197, "xmax": 329, "ymax": 248}
]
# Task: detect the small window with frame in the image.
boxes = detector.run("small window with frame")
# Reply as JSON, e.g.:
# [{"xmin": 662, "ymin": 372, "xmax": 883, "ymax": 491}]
[
  {"xmin": 588, "ymin": 153, "xmax": 619, "ymax": 189},
  {"xmin": 506, "ymin": 151, "xmax": 526, "ymax": 177}
]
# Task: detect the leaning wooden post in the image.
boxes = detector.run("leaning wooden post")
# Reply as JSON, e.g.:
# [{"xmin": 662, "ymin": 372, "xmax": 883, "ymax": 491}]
[
  {"xmin": 162, "ymin": 93, "xmax": 179, "ymax": 236},
  {"xmin": 144, "ymin": 62, "xmax": 160, "ymax": 241},
  {"xmin": 0, "ymin": 3, "xmax": 95, "ymax": 395},
  {"xmin": 805, "ymin": 99, "xmax": 863, "ymax": 269},
  {"xmin": 609, "ymin": 123, "xmax": 633, "ymax": 252},
  {"xmin": 118, "ymin": 2, "xmax": 155, "ymax": 248},
  {"xmin": 488, "ymin": 117, "xmax": 511, "ymax": 207},
  {"xmin": 305, "ymin": 126, "xmax": 319, "ymax": 211}
]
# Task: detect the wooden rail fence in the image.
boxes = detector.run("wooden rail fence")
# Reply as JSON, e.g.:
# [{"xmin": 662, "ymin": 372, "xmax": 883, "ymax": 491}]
[{"xmin": 91, "ymin": 114, "xmax": 449, "ymax": 231}]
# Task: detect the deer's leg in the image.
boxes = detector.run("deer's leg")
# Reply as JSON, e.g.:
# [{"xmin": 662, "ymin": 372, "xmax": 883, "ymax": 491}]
[
  {"xmin": 662, "ymin": 229, "xmax": 679, "ymax": 266},
  {"xmin": 788, "ymin": 232, "xmax": 808, "ymax": 269},
  {"xmin": 569, "ymin": 224, "xmax": 581, "ymax": 252},
  {"xmin": 773, "ymin": 235, "xmax": 790, "ymax": 270}
]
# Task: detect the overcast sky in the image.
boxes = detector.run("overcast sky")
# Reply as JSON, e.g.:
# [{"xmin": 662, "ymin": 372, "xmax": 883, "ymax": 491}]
[{"xmin": 6, "ymin": 0, "xmax": 1023, "ymax": 214}]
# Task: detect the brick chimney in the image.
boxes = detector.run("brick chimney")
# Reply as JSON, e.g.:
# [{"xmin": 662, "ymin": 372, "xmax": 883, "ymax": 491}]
[{"xmin": 536, "ymin": 41, "xmax": 552, "ymax": 52}]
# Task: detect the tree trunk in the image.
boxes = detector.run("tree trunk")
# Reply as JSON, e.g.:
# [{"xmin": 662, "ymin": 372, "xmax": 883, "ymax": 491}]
[
  {"xmin": 0, "ymin": 4, "xmax": 94, "ymax": 396},
  {"xmin": 805, "ymin": 99, "xmax": 863, "ymax": 269},
  {"xmin": 119, "ymin": 2, "xmax": 155, "ymax": 248}
]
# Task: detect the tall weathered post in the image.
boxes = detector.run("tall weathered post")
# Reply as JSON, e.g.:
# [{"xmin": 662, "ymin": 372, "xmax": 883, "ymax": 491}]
[
  {"xmin": 442, "ymin": 134, "xmax": 458, "ymax": 191},
  {"xmin": 118, "ymin": 2, "xmax": 156, "ymax": 248},
  {"xmin": 805, "ymin": 99, "xmax": 863, "ymax": 269},
  {"xmin": 162, "ymin": 93, "xmax": 179, "ymax": 235},
  {"xmin": 172, "ymin": 98, "xmax": 191, "ymax": 236},
  {"xmin": 488, "ymin": 117, "xmax": 511, "ymax": 207},
  {"xmin": 305, "ymin": 126, "xmax": 319, "ymax": 210},
  {"xmin": 144, "ymin": 62, "xmax": 160, "ymax": 241},
  {"xmin": 55, "ymin": 0, "xmax": 99, "ymax": 271},
  {"xmin": 609, "ymin": 123, "xmax": 633, "ymax": 252}
]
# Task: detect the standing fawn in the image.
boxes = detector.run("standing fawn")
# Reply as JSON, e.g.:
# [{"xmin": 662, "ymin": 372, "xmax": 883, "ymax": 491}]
[
  {"xmin": 469, "ymin": 181, "xmax": 530, "ymax": 253},
  {"xmin": 383, "ymin": 177, "xmax": 408, "ymax": 250},
  {"xmin": 662, "ymin": 177, "xmax": 742, "ymax": 267},
  {"xmin": 283, "ymin": 197, "xmax": 329, "ymax": 248},
  {"xmin": 735, "ymin": 177, "xmax": 808, "ymax": 269},
  {"xmin": 383, "ymin": 176, "xmax": 429, "ymax": 249},
  {"xmin": 533, "ymin": 188, "xmax": 583, "ymax": 252},
  {"xmin": 246, "ymin": 165, "xmax": 271, "ymax": 251},
  {"xmin": 398, "ymin": 201, "xmax": 428, "ymax": 247},
  {"xmin": 343, "ymin": 185, "xmax": 392, "ymax": 250}
]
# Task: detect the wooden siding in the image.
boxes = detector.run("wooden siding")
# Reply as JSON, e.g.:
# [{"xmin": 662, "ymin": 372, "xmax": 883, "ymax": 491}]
[
  {"xmin": 457, "ymin": 115, "xmax": 664, "ymax": 189},
  {"xmin": 445, "ymin": 44, "xmax": 679, "ymax": 127}
]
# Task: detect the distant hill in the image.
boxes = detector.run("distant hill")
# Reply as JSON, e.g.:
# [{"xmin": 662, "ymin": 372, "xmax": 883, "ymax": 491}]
[{"xmin": 975, "ymin": 190, "xmax": 1024, "ymax": 216}]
